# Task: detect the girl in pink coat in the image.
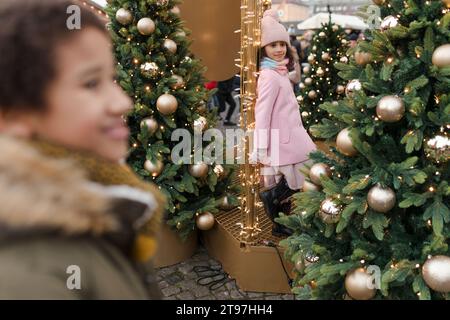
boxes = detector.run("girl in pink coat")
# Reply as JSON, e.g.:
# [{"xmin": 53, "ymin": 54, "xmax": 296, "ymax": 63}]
[{"xmin": 253, "ymin": 9, "xmax": 316, "ymax": 236}]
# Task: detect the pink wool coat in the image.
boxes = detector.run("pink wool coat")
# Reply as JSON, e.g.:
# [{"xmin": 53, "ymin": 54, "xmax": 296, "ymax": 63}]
[{"xmin": 254, "ymin": 68, "xmax": 316, "ymax": 167}]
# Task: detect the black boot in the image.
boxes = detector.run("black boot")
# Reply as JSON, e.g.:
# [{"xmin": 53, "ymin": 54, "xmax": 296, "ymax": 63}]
[{"xmin": 259, "ymin": 177, "xmax": 296, "ymax": 237}]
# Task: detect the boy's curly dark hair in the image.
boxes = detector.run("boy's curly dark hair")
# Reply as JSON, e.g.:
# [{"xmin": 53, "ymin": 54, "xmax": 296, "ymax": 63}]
[{"xmin": 0, "ymin": 0, "xmax": 107, "ymax": 113}]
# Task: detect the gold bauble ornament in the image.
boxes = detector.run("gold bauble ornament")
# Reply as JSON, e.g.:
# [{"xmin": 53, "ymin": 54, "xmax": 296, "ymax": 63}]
[
  {"xmin": 321, "ymin": 52, "xmax": 331, "ymax": 61},
  {"xmin": 312, "ymin": 45, "xmax": 317, "ymax": 52},
  {"xmin": 309, "ymin": 163, "xmax": 332, "ymax": 186},
  {"xmin": 319, "ymin": 32, "xmax": 326, "ymax": 37},
  {"xmin": 189, "ymin": 163, "xmax": 209, "ymax": 178},
  {"xmin": 297, "ymin": 95, "xmax": 304, "ymax": 102},
  {"xmin": 303, "ymin": 66, "xmax": 311, "ymax": 74},
  {"xmin": 295, "ymin": 259, "xmax": 305, "ymax": 272},
  {"xmin": 373, "ymin": 0, "xmax": 385, "ymax": 5},
  {"xmin": 163, "ymin": 39, "xmax": 177, "ymax": 54},
  {"xmin": 308, "ymin": 90, "xmax": 317, "ymax": 99},
  {"xmin": 299, "ymin": 82, "xmax": 306, "ymax": 90},
  {"xmin": 170, "ymin": 6, "xmax": 181, "ymax": 15},
  {"xmin": 304, "ymin": 77, "xmax": 313, "ymax": 86},
  {"xmin": 157, "ymin": 94, "xmax": 178, "ymax": 115},
  {"xmin": 307, "ymin": 54, "xmax": 316, "ymax": 64},
  {"xmin": 116, "ymin": 8, "xmax": 133, "ymax": 25},
  {"xmin": 140, "ymin": 62, "xmax": 159, "ymax": 78},
  {"xmin": 444, "ymin": 0, "xmax": 450, "ymax": 8},
  {"xmin": 140, "ymin": 117, "xmax": 158, "ymax": 135},
  {"xmin": 422, "ymin": 255, "xmax": 450, "ymax": 293},
  {"xmin": 301, "ymin": 111, "xmax": 309, "ymax": 118},
  {"xmin": 332, "ymin": 25, "xmax": 339, "ymax": 32},
  {"xmin": 144, "ymin": 159, "xmax": 164, "ymax": 177},
  {"xmin": 319, "ymin": 198, "xmax": 342, "ymax": 224},
  {"xmin": 424, "ymin": 135, "xmax": 450, "ymax": 163},
  {"xmin": 354, "ymin": 51, "xmax": 372, "ymax": 66},
  {"xmin": 175, "ymin": 30, "xmax": 186, "ymax": 38},
  {"xmin": 341, "ymin": 39, "xmax": 348, "ymax": 45},
  {"xmin": 336, "ymin": 128, "xmax": 358, "ymax": 156},
  {"xmin": 137, "ymin": 17, "xmax": 155, "ymax": 35},
  {"xmin": 381, "ymin": 15, "xmax": 399, "ymax": 31},
  {"xmin": 193, "ymin": 116, "xmax": 208, "ymax": 132},
  {"xmin": 376, "ymin": 95, "xmax": 405, "ymax": 123},
  {"xmin": 196, "ymin": 212, "xmax": 215, "ymax": 231},
  {"xmin": 303, "ymin": 180, "xmax": 321, "ymax": 192},
  {"xmin": 170, "ymin": 75, "xmax": 185, "ymax": 90},
  {"xmin": 432, "ymin": 44, "xmax": 450, "ymax": 68},
  {"xmin": 340, "ymin": 56, "xmax": 349, "ymax": 63},
  {"xmin": 345, "ymin": 79, "xmax": 362, "ymax": 98},
  {"xmin": 218, "ymin": 195, "xmax": 236, "ymax": 211},
  {"xmin": 316, "ymin": 68, "xmax": 325, "ymax": 77},
  {"xmin": 345, "ymin": 268, "xmax": 376, "ymax": 300},
  {"xmin": 367, "ymin": 184, "xmax": 396, "ymax": 213},
  {"xmin": 336, "ymin": 85, "xmax": 345, "ymax": 94}
]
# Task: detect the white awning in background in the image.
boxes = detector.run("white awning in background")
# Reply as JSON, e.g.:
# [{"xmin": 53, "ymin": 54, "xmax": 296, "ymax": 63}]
[{"xmin": 297, "ymin": 12, "xmax": 369, "ymax": 30}]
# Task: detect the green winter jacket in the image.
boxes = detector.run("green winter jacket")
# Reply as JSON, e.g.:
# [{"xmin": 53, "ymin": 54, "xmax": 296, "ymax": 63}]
[{"xmin": 0, "ymin": 136, "xmax": 163, "ymax": 299}]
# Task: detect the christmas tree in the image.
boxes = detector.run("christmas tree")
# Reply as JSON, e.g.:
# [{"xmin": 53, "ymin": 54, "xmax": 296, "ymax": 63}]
[
  {"xmin": 105, "ymin": 0, "xmax": 238, "ymax": 239},
  {"xmin": 278, "ymin": 0, "xmax": 450, "ymax": 300},
  {"xmin": 298, "ymin": 18, "xmax": 348, "ymax": 134}
]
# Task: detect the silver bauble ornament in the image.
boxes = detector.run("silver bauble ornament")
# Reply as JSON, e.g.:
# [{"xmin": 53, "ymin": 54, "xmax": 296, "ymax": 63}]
[
  {"xmin": 303, "ymin": 66, "xmax": 311, "ymax": 74},
  {"xmin": 116, "ymin": 8, "xmax": 133, "ymax": 25},
  {"xmin": 137, "ymin": 17, "xmax": 155, "ymax": 35},
  {"xmin": 309, "ymin": 163, "xmax": 332, "ymax": 186},
  {"xmin": 376, "ymin": 95, "xmax": 405, "ymax": 123},
  {"xmin": 316, "ymin": 68, "xmax": 325, "ymax": 77},
  {"xmin": 381, "ymin": 16, "xmax": 399, "ymax": 31},
  {"xmin": 196, "ymin": 212, "xmax": 215, "ymax": 231},
  {"xmin": 336, "ymin": 85, "xmax": 345, "ymax": 94},
  {"xmin": 332, "ymin": 25, "xmax": 339, "ymax": 32},
  {"xmin": 308, "ymin": 90, "xmax": 317, "ymax": 99},
  {"xmin": 163, "ymin": 39, "xmax": 177, "ymax": 54},
  {"xmin": 170, "ymin": 74, "xmax": 185, "ymax": 90},
  {"xmin": 157, "ymin": 94, "xmax": 178, "ymax": 115},
  {"xmin": 422, "ymin": 255, "xmax": 450, "ymax": 293},
  {"xmin": 140, "ymin": 117, "xmax": 158, "ymax": 135},
  {"xmin": 424, "ymin": 135, "xmax": 450, "ymax": 163},
  {"xmin": 189, "ymin": 163, "xmax": 209, "ymax": 178},
  {"xmin": 193, "ymin": 116, "xmax": 208, "ymax": 132},
  {"xmin": 319, "ymin": 198, "xmax": 342, "ymax": 224},
  {"xmin": 170, "ymin": 6, "xmax": 181, "ymax": 15},
  {"xmin": 140, "ymin": 62, "xmax": 159, "ymax": 78},
  {"xmin": 319, "ymin": 32, "xmax": 326, "ymax": 37},
  {"xmin": 144, "ymin": 159, "xmax": 164, "ymax": 177},
  {"xmin": 432, "ymin": 44, "xmax": 450, "ymax": 68},
  {"xmin": 345, "ymin": 79, "xmax": 362, "ymax": 97},
  {"xmin": 345, "ymin": 268, "xmax": 377, "ymax": 300},
  {"xmin": 321, "ymin": 52, "xmax": 331, "ymax": 61},
  {"xmin": 336, "ymin": 128, "xmax": 358, "ymax": 156},
  {"xmin": 367, "ymin": 184, "xmax": 396, "ymax": 213},
  {"xmin": 340, "ymin": 56, "xmax": 349, "ymax": 63},
  {"xmin": 303, "ymin": 180, "xmax": 321, "ymax": 192},
  {"xmin": 218, "ymin": 195, "xmax": 236, "ymax": 211}
]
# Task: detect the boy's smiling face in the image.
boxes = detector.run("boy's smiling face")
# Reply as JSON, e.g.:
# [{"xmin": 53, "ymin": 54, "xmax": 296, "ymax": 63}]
[{"xmin": 26, "ymin": 28, "xmax": 132, "ymax": 162}]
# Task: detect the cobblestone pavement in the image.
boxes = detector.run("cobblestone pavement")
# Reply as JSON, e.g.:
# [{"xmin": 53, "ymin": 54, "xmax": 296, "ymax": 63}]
[{"xmin": 156, "ymin": 246, "xmax": 295, "ymax": 300}]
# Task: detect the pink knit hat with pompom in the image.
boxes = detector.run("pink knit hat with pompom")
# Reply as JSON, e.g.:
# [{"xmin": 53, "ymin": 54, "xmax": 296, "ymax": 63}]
[{"xmin": 261, "ymin": 9, "xmax": 290, "ymax": 47}]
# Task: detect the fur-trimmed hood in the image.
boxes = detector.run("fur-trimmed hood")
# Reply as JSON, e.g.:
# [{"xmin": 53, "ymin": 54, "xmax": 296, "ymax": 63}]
[{"xmin": 0, "ymin": 136, "xmax": 157, "ymax": 239}]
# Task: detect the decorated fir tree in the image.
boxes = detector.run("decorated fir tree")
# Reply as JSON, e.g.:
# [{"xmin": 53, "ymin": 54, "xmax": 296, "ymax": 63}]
[
  {"xmin": 279, "ymin": 0, "xmax": 450, "ymax": 300},
  {"xmin": 105, "ymin": 0, "xmax": 238, "ymax": 239},
  {"xmin": 298, "ymin": 18, "xmax": 348, "ymax": 134}
]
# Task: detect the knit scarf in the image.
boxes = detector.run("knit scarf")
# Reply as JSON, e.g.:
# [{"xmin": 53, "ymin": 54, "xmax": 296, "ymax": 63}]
[
  {"xmin": 260, "ymin": 57, "xmax": 289, "ymax": 75},
  {"xmin": 28, "ymin": 138, "xmax": 165, "ymax": 263}
]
